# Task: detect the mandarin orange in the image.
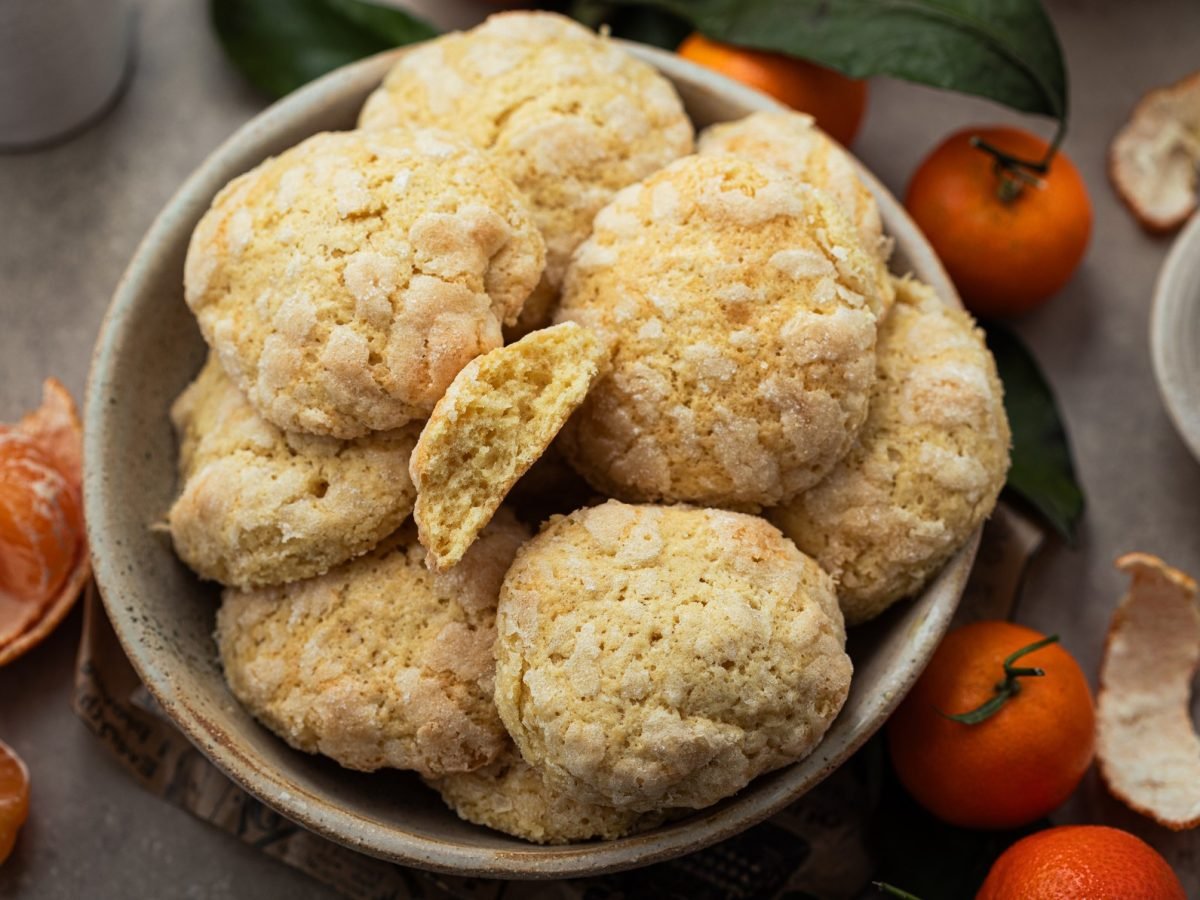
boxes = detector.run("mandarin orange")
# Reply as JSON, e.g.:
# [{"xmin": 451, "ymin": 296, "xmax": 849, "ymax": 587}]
[
  {"xmin": 905, "ymin": 126, "xmax": 1091, "ymax": 317},
  {"xmin": 977, "ymin": 825, "xmax": 1185, "ymax": 899},
  {"xmin": 0, "ymin": 434, "xmax": 83, "ymax": 618},
  {"xmin": 677, "ymin": 33, "xmax": 867, "ymax": 145},
  {"xmin": 887, "ymin": 621, "xmax": 1095, "ymax": 829}
]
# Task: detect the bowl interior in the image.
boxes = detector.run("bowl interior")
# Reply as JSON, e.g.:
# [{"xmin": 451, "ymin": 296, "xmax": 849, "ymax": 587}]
[{"xmin": 84, "ymin": 42, "xmax": 977, "ymax": 878}]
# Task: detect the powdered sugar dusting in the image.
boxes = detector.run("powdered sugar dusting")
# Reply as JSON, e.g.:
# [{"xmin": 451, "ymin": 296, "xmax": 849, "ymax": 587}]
[
  {"xmin": 333, "ymin": 170, "xmax": 372, "ymax": 217},
  {"xmin": 768, "ymin": 248, "xmax": 835, "ymax": 280}
]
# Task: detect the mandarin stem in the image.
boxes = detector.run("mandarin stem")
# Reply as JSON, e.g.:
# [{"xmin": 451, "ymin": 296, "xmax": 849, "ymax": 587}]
[
  {"xmin": 943, "ymin": 634, "xmax": 1061, "ymax": 725},
  {"xmin": 873, "ymin": 883, "xmax": 926, "ymax": 900}
]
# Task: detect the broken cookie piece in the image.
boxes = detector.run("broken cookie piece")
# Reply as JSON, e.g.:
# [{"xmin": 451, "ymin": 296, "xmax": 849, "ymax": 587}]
[{"xmin": 410, "ymin": 321, "xmax": 609, "ymax": 571}]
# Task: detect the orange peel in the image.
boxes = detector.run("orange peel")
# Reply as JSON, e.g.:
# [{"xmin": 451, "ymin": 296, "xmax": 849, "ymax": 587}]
[
  {"xmin": 1096, "ymin": 552, "xmax": 1200, "ymax": 830},
  {"xmin": 1110, "ymin": 70, "xmax": 1200, "ymax": 233},
  {"xmin": 0, "ymin": 379, "xmax": 89, "ymax": 667}
]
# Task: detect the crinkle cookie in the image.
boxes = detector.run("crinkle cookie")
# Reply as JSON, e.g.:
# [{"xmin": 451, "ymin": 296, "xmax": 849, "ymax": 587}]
[
  {"xmin": 426, "ymin": 744, "xmax": 665, "ymax": 844},
  {"xmin": 771, "ymin": 277, "xmax": 1010, "ymax": 625},
  {"xmin": 494, "ymin": 501, "xmax": 852, "ymax": 812},
  {"xmin": 556, "ymin": 154, "xmax": 882, "ymax": 509},
  {"xmin": 184, "ymin": 128, "xmax": 545, "ymax": 438},
  {"xmin": 359, "ymin": 11, "xmax": 693, "ymax": 334},
  {"xmin": 216, "ymin": 512, "xmax": 529, "ymax": 777},
  {"xmin": 698, "ymin": 111, "xmax": 894, "ymax": 312},
  {"xmin": 410, "ymin": 321, "xmax": 609, "ymax": 572},
  {"xmin": 168, "ymin": 355, "xmax": 420, "ymax": 589}
]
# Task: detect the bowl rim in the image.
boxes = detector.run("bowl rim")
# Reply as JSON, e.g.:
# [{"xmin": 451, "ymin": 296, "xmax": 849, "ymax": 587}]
[
  {"xmin": 1150, "ymin": 210, "xmax": 1200, "ymax": 463},
  {"xmin": 84, "ymin": 39, "xmax": 976, "ymax": 879}
]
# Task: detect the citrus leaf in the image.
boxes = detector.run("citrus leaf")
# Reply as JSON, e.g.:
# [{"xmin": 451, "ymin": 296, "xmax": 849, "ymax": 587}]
[
  {"xmin": 569, "ymin": 0, "xmax": 692, "ymax": 50},
  {"xmin": 211, "ymin": 0, "xmax": 437, "ymax": 98},
  {"xmin": 986, "ymin": 326, "xmax": 1084, "ymax": 543},
  {"xmin": 607, "ymin": 0, "xmax": 1067, "ymax": 121}
]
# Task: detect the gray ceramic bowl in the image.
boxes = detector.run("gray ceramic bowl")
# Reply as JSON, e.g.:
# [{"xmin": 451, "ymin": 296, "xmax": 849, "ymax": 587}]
[
  {"xmin": 1151, "ymin": 211, "xmax": 1200, "ymax": 463},
  {"xmin": 84, "ymin": 42, "xmax": 979, "ymax": 879}
]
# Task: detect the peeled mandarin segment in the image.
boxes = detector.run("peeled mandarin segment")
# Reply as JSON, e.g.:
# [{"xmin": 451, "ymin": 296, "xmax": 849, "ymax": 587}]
[
  {"xmin": 1097, "ymin": 553, "xmax": 1200, "ymax": 830},
  {"xmin": 0, "ymin": 379, "xmax": 87, "ymax": 664},
  {"xmin": 0, "ymin": 436, "xmax": 84, "ymax": 610},
  {"xmin": 0, "ymin": 740, "xmax": 30, "ymax": 865},
  {"xmin": 14, "ymin": 379, "xmax": 83, "ymax": 484},
  {"xmin": 0, "ymin": 593, "xmax": 45, "ymax": 649}
]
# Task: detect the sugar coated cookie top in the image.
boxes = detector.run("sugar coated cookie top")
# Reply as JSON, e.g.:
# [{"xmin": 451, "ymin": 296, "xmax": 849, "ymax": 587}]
[
  {"xmin": 698, "ymin": 110, "xmax": 893, "ymax": 312},
  {"xmin": 557, "ymin": 154, "xmax": 882, "ymax": 508},
  {"xmin": 359, "ymin": 12, "xmax": 693, "ymax": 294},
  {"xmin": 169, "ymin": 355, "xmax": 420, "ymax": 588},
  {"xmin": 217, "ymin": 512, "xmax": 529, "ymax": 777},
  {"xmin": 185, "ymin": 128, "xmax": 545, "ymax": 438},
  {"xmin": 494, "ymin": 500, "xmax": 852, "ymax": 811},
  {"xmin": 772, "ymin": 277, "xmax": 1010, "ymax": 624}
]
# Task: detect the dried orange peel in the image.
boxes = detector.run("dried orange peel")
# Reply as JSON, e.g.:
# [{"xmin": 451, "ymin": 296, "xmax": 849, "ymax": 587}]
[
  {"xmin": 1096, "ymin": 552, "xmax": 1200, "ymax": 830},
  {"xmin": 1110, "ymin": 70, "xmax": 1200, "ymax": 233},
  {"xmin": 0, "ymin": 379, "xmax": 89, "ymax": 667}
]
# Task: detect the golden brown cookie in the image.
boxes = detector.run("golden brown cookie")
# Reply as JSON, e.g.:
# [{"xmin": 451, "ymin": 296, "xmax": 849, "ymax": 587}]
[
  {"xmin": 184, "ymin": 128, "xmax": 545, "ymax": 438},
  {"xmin": 359, "ymin": 11, "xmax": 693, "ymax": 334},
  {"xmin": 426, "ymin": 744, "xmax": 665, "ymax": 843},
  {"xmin": 216, "ymin": 512, "xmax": 529, "ymax": 777},
  {"xmin": 698, "ymin": 110, "xmax": 894, "ymax": 312},
  {"xmin": 556, "ymin": 154, "xmax": 882, "ymax": 509},
  {"xmin": 771, "ymin": 277, "xmax": 1010, "ymax": 625},
  {"xmin": 410, "ymin": 321, "xmax": 608, "ymax": 572},
  {"xmin": 168, "ymin": 355, "xmax": 420, "ymax": 589},
  {"xmin": 494, "ymin": 500, "xmax": 852, "ymax": 812}
]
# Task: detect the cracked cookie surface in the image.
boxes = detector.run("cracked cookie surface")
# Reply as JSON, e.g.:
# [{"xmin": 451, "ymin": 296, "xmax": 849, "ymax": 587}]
[
  {"xmin": 698, "ymin": 110, "xmax": 894, "ymax": 313},
  {"xmin": 556, "ymin": 154, "xmax": 882, "ymax": 508},
  {"xmin": 217, "ymin": 512, "xmax": 529, "ymax": 777},
  {"xmin": 494, "ymin": 500, "xmax": 852, "ymax": 812},
  {"xmin": 427, "ymin": 743, "xmax": 665, "ymax": 843},
  {"xmin": 771, "ymin": 277, "xmax": 1010, "ymax": 625},
  {"xmin": 185, "ymin": 128, "xmax": 544, "ymax": 438},
  {"xmin": 359, "ymin": 11, "xmax": 693, "ymax": 334},
  {"xmin": 169, "ymin": 355, "xmax": 420, "ymax": 589}
]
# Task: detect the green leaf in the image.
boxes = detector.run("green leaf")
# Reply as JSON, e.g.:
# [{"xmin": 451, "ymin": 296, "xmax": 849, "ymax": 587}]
[
  {"xmin": 605, "ymin": 0, "xmax": 1067, "ymax": 121},
  {"xmin": 211, "ymin": 0, "xmax": 437, "ymax": 98},
  {"xmin": 985, "ymin": 326, "xmax": 1084, "ymax": 543},
  {"xmin": 568, "ymin": 0, "xmax": 692, "ymax": 50}
]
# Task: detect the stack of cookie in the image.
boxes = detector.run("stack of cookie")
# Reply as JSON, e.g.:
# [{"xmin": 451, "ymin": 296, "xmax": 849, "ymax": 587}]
[{"xmin": 166, "ymin": 11, "xmax": 1011, "ymax": 844}]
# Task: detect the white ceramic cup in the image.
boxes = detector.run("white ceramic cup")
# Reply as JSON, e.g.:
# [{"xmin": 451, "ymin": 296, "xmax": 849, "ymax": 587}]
[{"xmin": 0, "ymin": 0, "xmax": 131, "ymax": 150}]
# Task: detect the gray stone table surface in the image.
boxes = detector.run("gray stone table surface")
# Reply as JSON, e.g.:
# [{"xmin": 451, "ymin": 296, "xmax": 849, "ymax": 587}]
[{"xmin": 1, "ymin": 0, "xmax": 1198, "ymax": 896}]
